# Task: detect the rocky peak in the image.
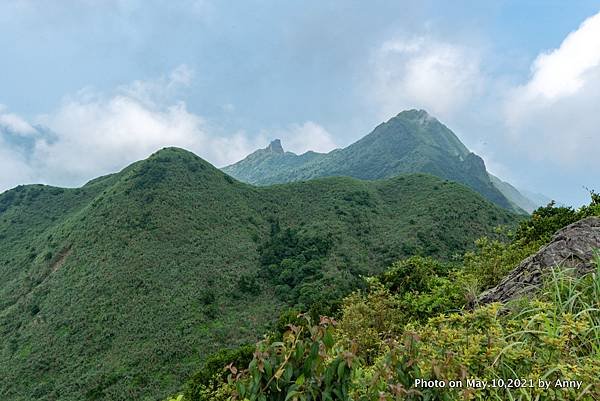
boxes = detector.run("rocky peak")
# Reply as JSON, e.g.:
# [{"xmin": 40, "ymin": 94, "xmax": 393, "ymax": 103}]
[
  {"xmin": 265, "ymin": 139, "xmax": 284, "ymax": 154},
  {"xmin": 477, "ymin": 217, "xmax": 600, "ymax": 305},
  {"xmin": 396, "ymin": 109, "xmax": 434, "ymax": 124}
]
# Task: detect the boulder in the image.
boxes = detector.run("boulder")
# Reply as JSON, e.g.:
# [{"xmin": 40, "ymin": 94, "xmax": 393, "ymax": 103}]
[{"xmin": 477, "ymin": 216, "xmax": 600, "ymax": 304}]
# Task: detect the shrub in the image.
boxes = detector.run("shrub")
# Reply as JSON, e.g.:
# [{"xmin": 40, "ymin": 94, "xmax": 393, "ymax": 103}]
[
  {"xmin": 228, "ymin": 315, "xmax": 356, "ymax": 401},
  {"xmin": 184, "ymin": 345, "xmax": 255, "ymax": 401}
]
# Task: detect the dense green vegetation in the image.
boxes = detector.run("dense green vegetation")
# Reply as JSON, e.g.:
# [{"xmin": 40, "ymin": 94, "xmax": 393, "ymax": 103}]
[
  {"xmin": 0, "ymin": 148, "xmax": 517, "ymax": 401},
  {"xmin": 169, "ymin": 196, "xmax": 600, "ymax": 401},
  {"xmin": 223, "ymin": 110, "xmax": 524, "ymax": 212}
]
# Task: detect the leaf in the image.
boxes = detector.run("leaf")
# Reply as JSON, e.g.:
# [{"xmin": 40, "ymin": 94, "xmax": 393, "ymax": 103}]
[
  {"xmin": 284, "ymin": 364, "xmax": 294, "ymax": 382},
  {"xmin": 324, "ymin": 366, "xmax": 334, "ymax": 386},
  {"xmin": 236, "ymin": 382, "xmax": 246, "ymax": 397},
  {"xmin": 252, "ymin": 373, "xmax": 261, "ymax": 391},
  {"xmin": 323, "ymin": 329, "xmax": 334, "ymax": 349},
  {"xmin": 337, "ymin": 360, "xmax": 345, "ymax": 379},
  {"xmin": 285, "ymin": 390, "xmax": 299, "ymax": 401},
  {"xmin": 295, "ymin": 343, "xmax": 305, "ymax": 360}
]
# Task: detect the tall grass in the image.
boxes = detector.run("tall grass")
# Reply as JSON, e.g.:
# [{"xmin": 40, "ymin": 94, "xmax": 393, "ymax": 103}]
[{"xmin": 492, "ymin": 255, "xmax": 600, "ymax": 400}]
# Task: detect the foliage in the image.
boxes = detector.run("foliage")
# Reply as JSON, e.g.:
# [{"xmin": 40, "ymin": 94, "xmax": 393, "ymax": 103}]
[
  {"xmin": 228, "ymin": 315, "xmax": 357, "ymax": 401},
  {"xmin": 336, "ymin": 282, "xmax": 403, "ymax": 363},
  {"xmin": 515, "ymin": 194, "xmax": 600, "ymax": 245},
  {"xmin": 224, "ymin": 260, "xmax": 600, "ymax": 401},
  {"xmin": 459, "ymin": 195, "xmax": 600, "ymax": 296},
  {"xmin": 0, "ymin": 148, "xmax": 516, "ymax": 401},
  {"xmin": 377, "ymin": 257, "xmax": 465, "ymax": 322},
  {"xmin": 184, "ymin": 345, "xmax": 255, "ymax": 401},
  {"xmin": 201, "ymin": 198, "xmax": 600, "ymax": 401},
  {"xmin": 515, "ymin": 202, "xmax": 581, "ymax": 245},
  {"xmin": 258, "ymin": 225, "xmax": 335, "ymax": 309},
  {"xmin": 380, "ymin": 256, "xmax": 456, "ymax": 295},
  {"xmin": 355, "ymin": 263, "xmax": 600, "ymax": 400},
  {"xmin": 462, "ymin": 235, "xmax": 541, "ymax": 295}
]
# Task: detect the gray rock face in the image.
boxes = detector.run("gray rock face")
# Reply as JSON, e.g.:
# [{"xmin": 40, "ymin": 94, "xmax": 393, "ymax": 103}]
[
  {"xmin": 477, "ymin": 217, "xmax": 600, "ymax": 304},
  {"xmin": 266, "ymin": 139, "xmax": 284, "ymax": 154}
]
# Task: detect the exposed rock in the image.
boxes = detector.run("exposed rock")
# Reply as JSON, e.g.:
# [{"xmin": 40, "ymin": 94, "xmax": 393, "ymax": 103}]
[
  {"xmin": 266, "ymin": 139, "xmax": 284, "ymax": 154},
  {"xmin": 463, "ymin": 153, "xmax": 489, "ymax": 182},
  {"xmin": 477, "ymin": 217, "xmax": 600, "ymax": 304}
]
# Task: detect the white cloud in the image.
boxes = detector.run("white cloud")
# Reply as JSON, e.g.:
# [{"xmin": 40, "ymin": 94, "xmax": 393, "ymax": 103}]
[
  {"xmin": 31, "ymin": 68, "xmax": 270, "ymax": 184},
  {"xmin": 0, "ymin": 66, "xmax": 335, "ymax": 192},
  {"xmin": 521, "ymin": 12, "xmax": 600, "ymax": 101},
  {"xmin": 0, "ymin": 66, "xmax": 263, "ymax": 191},
  {"xmin": 505, "ymin": 11, "xmax": 600, "ymax": 166},
  {"xmin": 0, "ymin": 134, "xmax": 35, "ymax": 190},
  {"xmin": 118, "ymin": 64, "xmax": 194, "ymax": 107},
  {"xmin": 368, "ymin": 36, "xmax": 484, "ymax": 120},
  {"xmin": 34, "ymin": 96, "xmax": 207, "ymax": 184},
  {"xmin": 0, "ymin": 105, "xmax": 36, "ymax": 135},
  {"xmin": 272, "ymin": 121, "xmax": 338, "ymax": 154}
]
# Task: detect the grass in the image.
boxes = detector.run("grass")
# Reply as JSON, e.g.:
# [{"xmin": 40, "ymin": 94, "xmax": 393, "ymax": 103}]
[{"xmin": 0, "ymin": 147, "xmax": 518, "ymax": 401}]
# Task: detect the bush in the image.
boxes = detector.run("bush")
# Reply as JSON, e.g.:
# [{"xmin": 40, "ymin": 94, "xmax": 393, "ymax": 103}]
[
  {"xmin": 209, "ymin": 260, "xmax": 600, "ymax": 400},
  {"xmin": 166, "ymin": 194, "xmax": 600, "ymax": 401},
  {"xmin": 380, "ymin": 256, "xmax": 452, "ymax": 295},
  {"xmin": 184, "ymin": 345, "xmax": 255, "ymax": 401},
  {"xmin": 227, "ymin": 315, "xmax": 356, "ymax": 401},
  {"xmin": 354, "ymin": 262, "xmax": 600, "ymax": 400}
]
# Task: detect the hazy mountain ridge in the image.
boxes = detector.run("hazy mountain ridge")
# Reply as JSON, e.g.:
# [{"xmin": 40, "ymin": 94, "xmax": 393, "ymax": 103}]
[
  {"xmin": 521, "ymin": 189, "xmax": 553, "ymax": 207},
  {"xmin": 223, "ymin": 110, "xmax": 544, "ymax": 213},
  {"xmin": 489, "ymin": 174, "xmax": 544, "ymax": 213},
  {"xmin": 0, "ymin": 147, "xmax": 519, "ymax": 401}
]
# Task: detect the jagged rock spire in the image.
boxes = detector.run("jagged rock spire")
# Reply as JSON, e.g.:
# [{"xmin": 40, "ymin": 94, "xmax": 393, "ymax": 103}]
[{"xmin": 266, "ymin": 139, "xmax": 284, "ymax": 154}]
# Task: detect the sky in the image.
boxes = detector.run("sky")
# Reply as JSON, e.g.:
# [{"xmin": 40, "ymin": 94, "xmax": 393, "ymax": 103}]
[{"xmin": 1, "ymin": 0, "xmax": 600, "ymax": 206}]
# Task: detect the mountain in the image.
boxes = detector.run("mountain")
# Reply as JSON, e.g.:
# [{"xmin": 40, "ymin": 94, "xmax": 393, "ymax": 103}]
[
  {"xmin": 489, "ymin": 175, "xmax": 554, "ymax": 213},
  {"xmin": 223, "ymin": 139, "xmax": 326, "ymax": 185},
  {"xmin": 223, "ymin": 110, "xmax": 528, "ymax": 213},
  {"xmin": 0, "ymin": 147, "xmax": 518, "ymax": 401},
  {"xmin": 520, "ymin": 189, "xmax": 553, "ymax": 207},
  {"xmin": 488, "ymin": 174, "xmax": 539, "ymax": 213}
]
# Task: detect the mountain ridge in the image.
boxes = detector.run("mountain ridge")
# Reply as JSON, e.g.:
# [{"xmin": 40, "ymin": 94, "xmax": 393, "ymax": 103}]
[
  {"xmin": 223, "ymin": 110, "xmax": 540, "ymax": 213},
  {"xmin": 0, "ymin": 147, "xmax": 519, "ymax": 401}
]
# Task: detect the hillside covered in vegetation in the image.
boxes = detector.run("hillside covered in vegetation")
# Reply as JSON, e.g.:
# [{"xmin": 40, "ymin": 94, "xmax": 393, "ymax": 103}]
[
  {"xmin": 167, "ymin": 194, "xmax": 600, "ymax": 401},
  {"xmin": 0, "ymin": 148, "xmax": 518, "ymax": 401}
]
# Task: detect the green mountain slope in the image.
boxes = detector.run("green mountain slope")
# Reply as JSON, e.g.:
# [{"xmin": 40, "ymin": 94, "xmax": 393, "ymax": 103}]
[
  {"xmin": 223, "ymin": 110, "xmax": 525, "ymax": 212},
  {"xmin": 489, "ymin": 174, "xmax": 541, "ymax": 213},
  {"xmin": 223, "ymin": 139, "xmax": 327, "ymax": 185},
  {"xmin": 0, "ymin": 148, "xmax": 518, "ymax": 401}
]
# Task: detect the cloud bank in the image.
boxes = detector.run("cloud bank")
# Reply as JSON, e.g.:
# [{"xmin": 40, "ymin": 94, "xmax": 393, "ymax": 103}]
[
  {"xmin": 269, "ymin": 121, "xmax": 338, "ymax": 155},
  {"xmin": 368, "ymin": 36, "xmax": 484, "ymax": 121},
  {"xmin": 0, "ymin": 66, "xmax": 335, "ymax": 192},
  {"xmin": 0, "ymin": 105, "xmax": 36, "ymax": 135},
  {"xmin": 504, "ymin": 11, "xmax": 600, "ymax": 166}
]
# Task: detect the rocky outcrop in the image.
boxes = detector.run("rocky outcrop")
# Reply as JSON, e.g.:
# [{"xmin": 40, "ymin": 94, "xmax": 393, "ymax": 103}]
[
  {"xmin": 266, "ymin": 139, "xmax": 284, "ymax": 154},
  {"xmin": 477, "ymin": 217, "xmax": 600, "ymax": 304}
]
